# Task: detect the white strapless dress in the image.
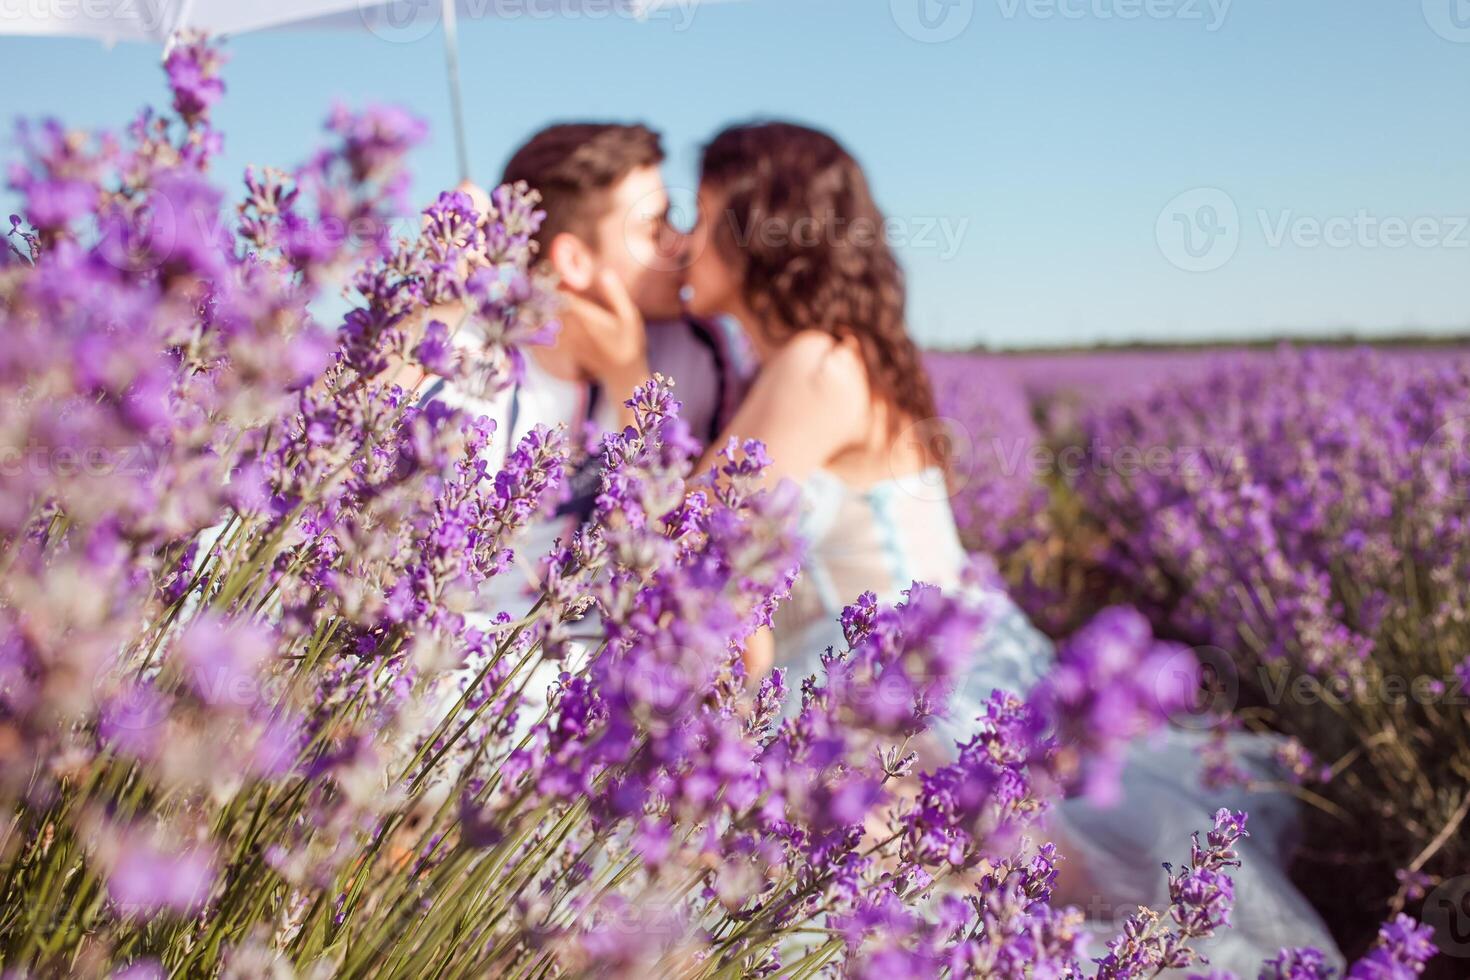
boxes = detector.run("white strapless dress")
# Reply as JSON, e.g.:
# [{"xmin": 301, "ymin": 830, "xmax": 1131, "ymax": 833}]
[{"xmin": 772, "ymin": 468, "xmax": 1343, "ymax": 973}]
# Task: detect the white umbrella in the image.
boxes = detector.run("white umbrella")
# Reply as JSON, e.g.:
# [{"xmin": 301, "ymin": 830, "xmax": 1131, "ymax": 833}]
[{"xmin": 0, "ymin": 0, "xmax": 718, "ymax": 182}]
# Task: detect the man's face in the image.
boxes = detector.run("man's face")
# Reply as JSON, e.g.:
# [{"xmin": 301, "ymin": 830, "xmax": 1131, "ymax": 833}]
[{"xmin": 588, "ymin": 164, "xmax": 685, "ymax": 322}]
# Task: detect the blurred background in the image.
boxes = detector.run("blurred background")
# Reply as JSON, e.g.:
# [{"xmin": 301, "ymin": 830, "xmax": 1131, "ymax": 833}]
[{"xmin": 3, "ymin": 0, "xmax": 1468, "ymax": 350}]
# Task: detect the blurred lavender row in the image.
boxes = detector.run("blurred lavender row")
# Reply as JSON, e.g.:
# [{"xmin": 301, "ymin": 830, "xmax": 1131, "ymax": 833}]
[{"xmin": 932, "ymin": 340, "xmax": 1470, "ymax": 960}]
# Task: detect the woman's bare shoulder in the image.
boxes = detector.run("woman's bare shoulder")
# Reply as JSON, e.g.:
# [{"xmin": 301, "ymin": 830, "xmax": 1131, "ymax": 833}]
[
  {"xmin": 735, "ymin": 332, "xmax": 871, "ymax": 454},
  {"xmin": 760, "ymin": 330, "xmax": 867, "ymax": 392},
  {"xmin": 711, "ymin": 330, "xmax": 871, "ymax": 473}
]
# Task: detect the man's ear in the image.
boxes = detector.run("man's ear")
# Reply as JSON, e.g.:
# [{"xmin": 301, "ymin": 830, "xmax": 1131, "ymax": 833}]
[{"xmin": 546, "ymin": 231, "xmax": 596, "ymax": 292}]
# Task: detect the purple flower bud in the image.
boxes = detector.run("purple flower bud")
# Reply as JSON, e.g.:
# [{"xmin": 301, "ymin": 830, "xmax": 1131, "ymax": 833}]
[{"xmin": 105, "ymin": 836, "xmax": 216, "ymax": 915}]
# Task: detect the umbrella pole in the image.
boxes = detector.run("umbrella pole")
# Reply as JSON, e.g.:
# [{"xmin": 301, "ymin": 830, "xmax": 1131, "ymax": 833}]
[
  {"xmin": 441, "ymin": 0, "xmax": 471, "ymax": 184},
  {"xmin": 161, "ymin": 0, "xmax": 196, "ymax": 56}
]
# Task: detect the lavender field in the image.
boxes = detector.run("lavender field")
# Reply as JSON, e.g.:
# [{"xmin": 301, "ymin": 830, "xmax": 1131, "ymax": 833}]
[
  {"xmin": 930, "ymin": 344, "xmax": 1470, "ymax": 966},
  {"xmin": 0, "ymin": 38, "xmax": 1463, "ymax": 980}
]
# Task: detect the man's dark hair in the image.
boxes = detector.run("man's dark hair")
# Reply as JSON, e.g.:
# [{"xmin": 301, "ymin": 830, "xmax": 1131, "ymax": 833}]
[{"xmin": 501, "ymin": 122, "xmax": 664, "ymax": 255}]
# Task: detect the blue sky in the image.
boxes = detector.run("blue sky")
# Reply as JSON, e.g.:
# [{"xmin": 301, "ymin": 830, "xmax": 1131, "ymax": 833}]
[{"xmin": 3, "ymin": 0, "xmax": 1469, "ymax": 349}]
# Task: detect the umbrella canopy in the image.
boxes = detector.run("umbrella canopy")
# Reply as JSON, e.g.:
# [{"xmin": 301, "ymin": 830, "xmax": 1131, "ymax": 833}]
[
  {"xmin": 1, "ymin": 0, "xmax": 687, "ymax": 44},
  {"xmin": 0, "ymin": 0, "xmax": 720, "ymax": 179}
]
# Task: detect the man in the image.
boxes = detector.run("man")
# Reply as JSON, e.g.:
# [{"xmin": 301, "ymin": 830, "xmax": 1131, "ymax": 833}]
[{"xmin": 429, "ymin": 123, "xmax": 750, "ymax": 596}]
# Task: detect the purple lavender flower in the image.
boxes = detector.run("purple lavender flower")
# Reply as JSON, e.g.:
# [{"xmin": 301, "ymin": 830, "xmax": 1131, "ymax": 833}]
[
  {"xmin": 1030, "ymin": 606, "xmax": 1198, "ymax": 805},
  {"xmin": 175, "ymin": 613, "xmax": 274, "ymax": 708},
  {"xmin": 97, "ymin": 681, "xmax": 171, "ymax": 759},
  {"xmin": 1094, "ymin": 809, "xmax": 1248, "ymax": 978},
  {"xmin": 1261, "ymin": 945, "xmax": 1338, "ymax": 979},
  {"xmin": 1273, "ymin": 737, "xmax": 1330, "ymax": 786},
  {"xmin": 1345, "ymin": 914, "xmax": 1436, "ymax": 979},
  {"xmin": 326, "ymin": 102, "xmax": 429, "ymax": 183},
  {"xmin": 412, "ymin": 319, "xmax": 454, "ymax": 376},
  {"xmin": 21, "ymin": 178, "xmax": 96, "ymax": 232},
  {"xmin": 104, "ymin": 836, "xmax": 216, "ymax": 915},
  {"xmin": 164, "ymin": 37, "xmax": 226, "ymax": 125},
  {"xmin": 904, "ymin": 690, "xmax": 1047, "ymax": 869},
  {"xmin": 1394, "ymin": 868, "xmax": 1434, "ymax": 903}
]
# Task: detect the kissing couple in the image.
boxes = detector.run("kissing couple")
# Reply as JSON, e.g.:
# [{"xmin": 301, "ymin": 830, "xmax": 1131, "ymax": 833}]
[{"xmin": 422, "ymin": 119, "xmax": 1342, "ymax": 971}]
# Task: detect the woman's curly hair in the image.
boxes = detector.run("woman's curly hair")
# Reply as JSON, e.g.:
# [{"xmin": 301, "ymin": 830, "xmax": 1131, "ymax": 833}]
[{"xmin": 699, "ymin": 121, "xmax": 938, "ymax": 432}]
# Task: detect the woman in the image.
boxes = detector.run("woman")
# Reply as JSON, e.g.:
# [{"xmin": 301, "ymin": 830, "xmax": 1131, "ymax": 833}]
[
  {"xmin": 681, "ymin": 122, "xmax": 1046, "ymax": 705},
  {"xmin": 681, "ymin": 121, "xmax": 1341, "ymax": 971}
]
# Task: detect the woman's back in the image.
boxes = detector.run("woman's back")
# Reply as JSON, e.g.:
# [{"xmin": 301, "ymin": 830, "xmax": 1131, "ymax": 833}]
[{"xmin": 773, "ymin": 466, "xmax": 966, "ymax": 644}]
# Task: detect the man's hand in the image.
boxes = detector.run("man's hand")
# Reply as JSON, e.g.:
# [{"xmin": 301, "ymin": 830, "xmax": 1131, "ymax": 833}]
[{"xmin": 561, "ymin": 269, "xmax": 649, "ymax": 427}]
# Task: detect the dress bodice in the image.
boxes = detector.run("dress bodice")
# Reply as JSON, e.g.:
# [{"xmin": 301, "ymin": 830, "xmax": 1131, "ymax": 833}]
[
  {"xmin": 772, "ymin": 467, "xmax": 968, "ymax": 637},
  {"xmin": 772, "ymin": 467, "xmax": 1053, "ymax": 723}
]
